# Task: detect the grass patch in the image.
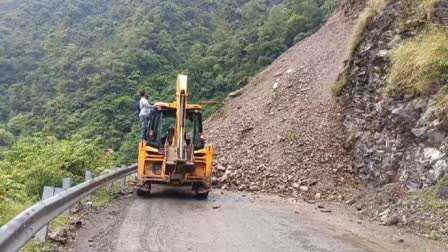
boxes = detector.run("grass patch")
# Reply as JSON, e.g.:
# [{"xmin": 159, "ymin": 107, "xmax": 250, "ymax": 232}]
[
  {"xmin": 22, "ymin": 242, "xmax": 51, "ymax": 252},
  {"xmin": 332, "ymin": 72, "xmax": 349, "ymax": 96},
  {"xmin": 91, "ymin": 185, "xmax": 120, "ymax": 208},
  {"xmin": 420, "ymin": 178, "xmax": 448, "ymax": 213},
  {"xmin": 0, "ymin": 198, "xmax": 28, "ymax": 227},
  {"xmin": 49, "ymin": 214, "xmax": 69, "ymax": 230},
  {"xmin": 387, "ymin": 28, "xmax": 448, "ymax": 96},
  {"xmin": 419, "ymin": 0, "xmax": 440, "ymax": 20},
  {"xmin": 348, "ymin": 0, "xmax": 390, "ymax": 57}
]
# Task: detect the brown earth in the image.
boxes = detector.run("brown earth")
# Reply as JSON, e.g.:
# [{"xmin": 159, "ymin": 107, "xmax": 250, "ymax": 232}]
[{"xmin": 206, "ymin": 12, "xmax": 361, "ymax": 202}]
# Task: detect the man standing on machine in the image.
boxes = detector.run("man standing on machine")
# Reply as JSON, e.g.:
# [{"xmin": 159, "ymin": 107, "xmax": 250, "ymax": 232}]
[{"xmin": 139, "ymin": 90, "xmax": 152, "ymax": 144}]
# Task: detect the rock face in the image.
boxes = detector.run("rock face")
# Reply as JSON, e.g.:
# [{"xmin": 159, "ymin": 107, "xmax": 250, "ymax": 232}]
[
  {"xmin": 338, "ymin": 0, "xmax": 448, "ymax": 191},
  {"xmin": 206, "ymin": 13, "xmax": 360, "ymax": 201},
  {"xmin": 330, "ymin": 0, "xmax": 448, "ymax": 240}
]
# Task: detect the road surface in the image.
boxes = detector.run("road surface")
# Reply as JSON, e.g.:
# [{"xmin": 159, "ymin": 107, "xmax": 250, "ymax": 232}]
[{"xmin": 67, "ymin": 186, "xmax": 446, "ymax": 252}]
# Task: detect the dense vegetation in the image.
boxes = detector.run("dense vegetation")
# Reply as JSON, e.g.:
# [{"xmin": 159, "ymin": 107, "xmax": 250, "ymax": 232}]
[
  {"xmin": 0, "ymin": 0, "xmax": 335, "ymax": 224},
  {"xmin": 0, "ymin": 0, "xmax": 336, "ymax": 161},
  {"xmin": 0, "ymin": 135, "xmax": 113, "ymax": 225}
]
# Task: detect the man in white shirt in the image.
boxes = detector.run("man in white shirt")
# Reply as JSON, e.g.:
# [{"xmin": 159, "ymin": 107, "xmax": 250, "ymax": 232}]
[{"xmin": 139, "ymin": 90, "xmax": 152, "ymax": 143}]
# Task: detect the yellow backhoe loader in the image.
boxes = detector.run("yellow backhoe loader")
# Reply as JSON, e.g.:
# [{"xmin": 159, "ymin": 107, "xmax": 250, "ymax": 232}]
[{"xmin": 136, "ymin": 74, "xmax": 214, "ymax": 198}]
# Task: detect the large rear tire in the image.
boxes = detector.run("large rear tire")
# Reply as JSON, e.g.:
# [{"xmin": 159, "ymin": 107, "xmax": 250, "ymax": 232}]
[
  {"xmin": 136, "ymin": 182, "xmax": 151, "ymax": 197},
  {"xmin": 193, "ymin": 183, "xmax": 209, "ymax": 200},
  {"xmin": 196, "ymin": 192, "xmax": 209, "ymax": 200}
]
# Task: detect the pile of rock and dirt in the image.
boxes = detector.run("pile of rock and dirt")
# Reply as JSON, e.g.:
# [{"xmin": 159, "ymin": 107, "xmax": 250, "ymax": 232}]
[
  {"xmin": 206, "ymin": 0, "xmax": 448, "ymax": 241},
  {"xmin": 206, "ymin": 12, "xmax": 360, "ymax": 202}
]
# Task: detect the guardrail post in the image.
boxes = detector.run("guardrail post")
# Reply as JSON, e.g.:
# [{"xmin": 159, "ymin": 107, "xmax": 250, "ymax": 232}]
[
  {"xmin": 62, "ymin": 178, "xmax": 72, "ymax": 215},
  {"xmin": 85, "ymin": 170, "xmax": 93, "ymax": 201},
  {"xmin": 108, "ymin": 169, "xmax": 116, "ymax": 194},
  {"xmin": 120, "ymin": 176, "xmax": 127, "ymax": 193},
  {"xmin": 85, "ymin": 170, "xmax": 93, "ymax": 181},
  {"xmin": 35, "ymin": 186, "xmax": 55, "ymax": 242}
]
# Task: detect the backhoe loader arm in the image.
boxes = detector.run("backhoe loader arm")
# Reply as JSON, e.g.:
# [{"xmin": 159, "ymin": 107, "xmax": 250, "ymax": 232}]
[{"xmin": 176, "ymin": 74, "xmax": 188, "ymax": 160}]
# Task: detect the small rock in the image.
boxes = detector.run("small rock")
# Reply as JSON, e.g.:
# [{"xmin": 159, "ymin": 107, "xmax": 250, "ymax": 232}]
[
  {"xmin": 437, "ymin": 186, "xmax": 448, "ymax": 200},
  {"xmin": 228, "ymin": 88, "xmax": 244, "ymax": 98},
  {"xmin": 273, "ymin": 82, "xmax": 279, "ymax": 90},
  {"xmin": 315, "ymin": 193, "xmax": 321, "ymax": 200},
  {"xmin": 249, "ymin": 184, "xmax": 260, "ymax": 191},
  {"xmin": 393, "ymin": 236, "xmax": 405, "ymax": 243},
  {"xmin": 238, "ymin": 185, "xmax": 246, "ymax": 191},
  {"xmin": 69, "ymin": 217, "xmax": 83, "ymax": 228},
  {"xmin": 423, "ymin": 148, "xmax": 444, "ymax": 163},
  {"xmin": 411, "ymin": 127, "xmax": 427, "ymax": 139},
  {"xmin": 376, "ymin": 50, "xmax": 389, "ymax": 58},
  {"xmin": 299, "ymin": 186, "xmax": 309, "ymax": 192},
  {"xmin": 346, "ymin": 198, "xmax": 356, "ymax": 205},
  {"xmin": 48, "ymin": 228, "xmax": 68, "ymax": 244},
  {"xmin": 212, "ymin": 205, "xmax": 221, "ymax": 209},
  {"xmin": 382, "ymin": 214, "xmax": 400, "ymax": 226},
  {"xmin": 218, "ymin": 173, "xmax": 228, "ymax": 183},
  {"xmin": 109, "ymin": 210, "xmax": 119, "ymax": 216},
  {"xmin": 217, "ymin": 165, "xmax": 226, "ymax": 171},
  {"xmin": 292, "ymin": 182, "xmax": 300, "ymax": 189}
]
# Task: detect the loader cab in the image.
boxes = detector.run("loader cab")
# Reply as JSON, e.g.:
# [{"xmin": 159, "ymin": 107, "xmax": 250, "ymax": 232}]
[{"xmin": 147, "ymin": 106, "xmax": 205, "ymax": 150}]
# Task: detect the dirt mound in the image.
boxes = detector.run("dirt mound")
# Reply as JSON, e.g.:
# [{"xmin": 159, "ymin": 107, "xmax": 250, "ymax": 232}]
[{"xmin": 205, "ymin": 12, "xmax": 360, "ymax": 201}]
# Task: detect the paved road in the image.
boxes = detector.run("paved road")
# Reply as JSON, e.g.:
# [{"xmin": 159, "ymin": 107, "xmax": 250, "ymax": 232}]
[{"xmin": 68, "ymin": 186, "xmax": 446, "ymax": 252}]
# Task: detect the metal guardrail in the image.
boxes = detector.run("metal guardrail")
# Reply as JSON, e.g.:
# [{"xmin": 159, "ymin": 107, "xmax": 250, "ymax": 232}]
[{"xmin": 0, "ymin": 164, "xmax": 137, "ymax": 252}]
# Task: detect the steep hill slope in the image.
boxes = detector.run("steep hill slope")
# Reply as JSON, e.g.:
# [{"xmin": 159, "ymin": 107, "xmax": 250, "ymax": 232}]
[
  {"xmin": 206, "ymin": 12, "xmax": 360, "ymax": 201},
  {"xmin": 335, "ymin": 0, "xmax": 448, "ymax": 240}
]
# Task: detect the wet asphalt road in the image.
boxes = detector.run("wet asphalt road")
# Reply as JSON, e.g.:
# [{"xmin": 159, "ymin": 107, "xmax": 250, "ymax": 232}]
[{"xmin": 68, "ymin": 186, "xmax": 446, "ymax": 252}]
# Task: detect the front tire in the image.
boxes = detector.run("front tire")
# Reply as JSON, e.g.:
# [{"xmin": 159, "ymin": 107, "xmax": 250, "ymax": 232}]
[
  {"xmin": 136, "ymin": 182, "xmax": 151, "ymax": 197},
  {"xmin": 196, "ymin": 192, "xmax": 209, "ymax": 200},
  {"xmin": 193, "ymin": 183, "xmax": 209, "ymax": 200}
]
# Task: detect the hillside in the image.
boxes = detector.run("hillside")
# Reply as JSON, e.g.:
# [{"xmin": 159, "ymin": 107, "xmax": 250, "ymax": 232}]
[
  {"xmin": 335, "ymin": 0, "xmax": 448, "ymax": 240},
  {"xmin": 206, "ymin": 12, "xmax": 359, "ymax": 201},
  {"xmin": 0, "ymin": 0, "xmax": 337, "ymax": 225},
  {"xmin": 0, "ymin": 0, "xmax": 334, "ymax": 163}
]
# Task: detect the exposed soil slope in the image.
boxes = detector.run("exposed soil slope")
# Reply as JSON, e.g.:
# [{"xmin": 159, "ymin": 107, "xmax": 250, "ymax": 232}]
[{"xmin": 206, "ymin": 12, "xmax": 360, "ymax": 201}]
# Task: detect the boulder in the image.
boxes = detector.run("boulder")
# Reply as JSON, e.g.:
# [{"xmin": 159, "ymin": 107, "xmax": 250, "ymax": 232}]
[
  {"xmin": 423, "ymin": 148, "xmax": 444, "ymax": 164},
  {"xmin": 436, "ymin": 186, "xmax": 448, "ymax": 200}
]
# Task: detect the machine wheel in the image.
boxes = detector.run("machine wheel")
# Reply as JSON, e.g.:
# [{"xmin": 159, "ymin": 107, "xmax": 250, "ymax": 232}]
[
  {"xmin": 136, "ymin": 182, "xmax": 151, "ymax": 197},
  {"xmin": 195, "ymin": 192, "xmax": 209, "ymax": 200},
  {"xmin": 193, "ymin": 183, "xmax": 209, "ymax": 200}
]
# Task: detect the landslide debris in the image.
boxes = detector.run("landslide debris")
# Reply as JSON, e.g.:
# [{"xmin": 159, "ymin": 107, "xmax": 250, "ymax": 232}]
[{"xmin": 206, "ymin": 12, "xmax": 360, "ymax": 202}]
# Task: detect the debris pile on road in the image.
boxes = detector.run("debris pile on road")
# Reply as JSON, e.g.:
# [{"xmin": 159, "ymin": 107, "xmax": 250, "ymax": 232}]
[{"xmin": 206, "ymin": 13, "xmax": 360, "ymax": 202}]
